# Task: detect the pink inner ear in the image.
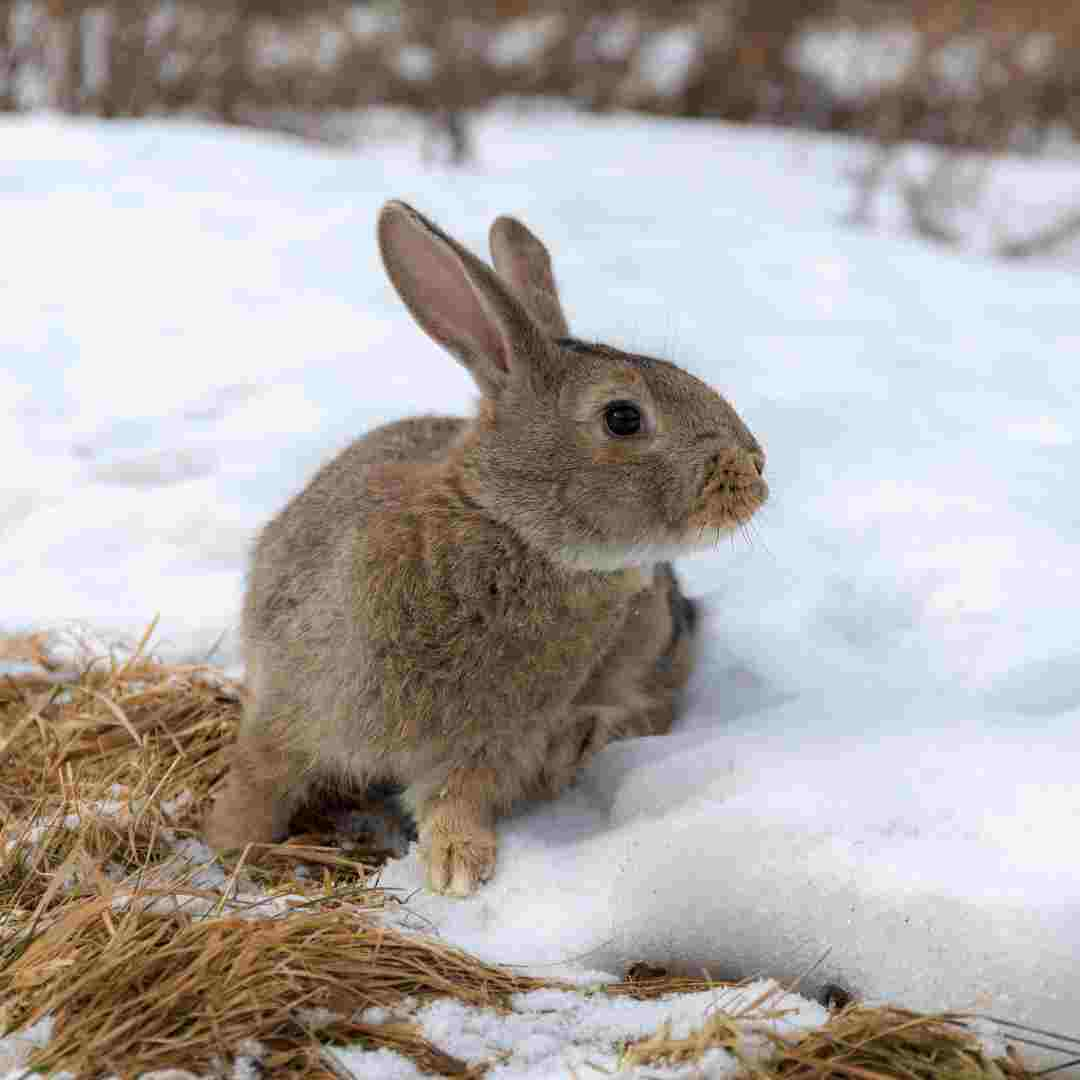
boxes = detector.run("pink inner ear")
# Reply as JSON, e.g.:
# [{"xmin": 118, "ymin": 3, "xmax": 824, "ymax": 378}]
[
  {"xmin": 489, "ymin": 218, "xmax": 568, "ymax": 340},
  {"xmin": 391, "ymin": 217, "xmax": 510, "ymax": 375}
]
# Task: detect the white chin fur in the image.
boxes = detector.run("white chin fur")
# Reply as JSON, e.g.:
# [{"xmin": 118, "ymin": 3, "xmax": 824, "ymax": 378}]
[{"xmin": 555, "ymin": 534, "xmax": 733, "ymax": 573}]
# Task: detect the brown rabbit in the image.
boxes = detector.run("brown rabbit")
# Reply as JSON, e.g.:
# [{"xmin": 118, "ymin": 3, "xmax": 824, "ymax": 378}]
[{"xmin": 205, "ymin": 201, "xmax": 768, "ymax": 895}]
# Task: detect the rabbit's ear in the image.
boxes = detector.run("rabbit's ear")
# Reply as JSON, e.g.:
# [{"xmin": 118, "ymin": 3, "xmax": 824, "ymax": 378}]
[
  {"xmin": 378, "ymin": 200, "xmax": 542, "ymax": 398},
  {"xmin": 489, "ymin": 216, "xmax": 569, "ymax": 339}
]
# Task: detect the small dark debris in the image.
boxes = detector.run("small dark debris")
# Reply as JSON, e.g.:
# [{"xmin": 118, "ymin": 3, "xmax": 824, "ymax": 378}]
[{"xmin": 626, "ymin": 962, "xmax": 669, "ymax": 982}]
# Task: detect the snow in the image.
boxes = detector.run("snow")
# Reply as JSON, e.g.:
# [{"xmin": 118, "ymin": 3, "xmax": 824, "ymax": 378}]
[
  {"xmin": 331, "ymin": 983, "xmax": 827, "ymax": 1080},
  {"xmin": 2, "ymin": 106, "xmax": 1080, "ymax": 1073},
  {"xmin": 792, "ymin": 25, "xmax": 918, "ymax": 102},
  {"xmin": 489, "ymin": 15, "xmax": 564, "ymax": 69},
  {"xmin": 0, "ymin": 1018, "xmax": 54, "ymax": 1076},
  {"xmin": 394, "ymin": 45, "xmax": 435, "ymax": 83},
  {"xmin": 633, "ymin": 26, "xmax": 698, "ymax": 97}
]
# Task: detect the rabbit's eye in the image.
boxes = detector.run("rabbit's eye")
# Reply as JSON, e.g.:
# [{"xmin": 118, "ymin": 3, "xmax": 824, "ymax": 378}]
[{"xmin": 604, "ymin": 401, "xmax": 642, "ymax": 437}]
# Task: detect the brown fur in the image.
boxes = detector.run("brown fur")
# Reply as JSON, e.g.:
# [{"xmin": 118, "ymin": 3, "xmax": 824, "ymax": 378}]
[{"xmin": 205, "ymin": 201, "xmax": 767, "ymax": 895}]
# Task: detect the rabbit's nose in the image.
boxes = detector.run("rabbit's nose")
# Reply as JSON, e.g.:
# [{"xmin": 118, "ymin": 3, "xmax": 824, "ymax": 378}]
[
  {"xmin": 703, "ymin": 448, "xmax": 762, "ymax": 489},
  {"xmin": 695, "ymin": 447, "xmax": 769, "ymax": 527}
]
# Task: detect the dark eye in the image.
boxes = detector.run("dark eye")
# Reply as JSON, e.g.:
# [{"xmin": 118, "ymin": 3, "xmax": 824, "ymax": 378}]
[{"xmin": 604, "ymin": 401, "xmax": 642, "ymax": 437}]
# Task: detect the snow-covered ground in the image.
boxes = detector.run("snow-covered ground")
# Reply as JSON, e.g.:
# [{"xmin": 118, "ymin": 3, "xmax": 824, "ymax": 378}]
[{"xmin": 3, "ymin": 107, "xmax": 1080, "ymax": 1074}]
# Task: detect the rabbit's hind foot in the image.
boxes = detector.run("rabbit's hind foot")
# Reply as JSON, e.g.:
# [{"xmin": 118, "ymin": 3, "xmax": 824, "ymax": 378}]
[
  {"xmin": 203, "ymin": 777, "xmax": 289, "ymax": 855},
  {"xmin": 203, "ymin": 736, "xmax": 308, "ymax": 856}
]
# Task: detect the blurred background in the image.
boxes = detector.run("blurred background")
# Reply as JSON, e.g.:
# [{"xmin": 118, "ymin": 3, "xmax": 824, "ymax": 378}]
[
  {"xmin": 5, "ymin": 0, "xmax": 1079, "ymax": 148},
  {"xmin": 4, "ymin": 0, "xmax": 1080, "ymax": 254}
]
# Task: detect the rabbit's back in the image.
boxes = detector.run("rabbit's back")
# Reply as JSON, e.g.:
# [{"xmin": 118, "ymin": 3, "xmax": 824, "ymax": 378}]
[
  {"xmin": 334, "ymin": 415, "xmax": 466, "ymax": 468},
  {"xmin": 243, "ymin": 416, "xmax": 464, "ymax": 638}
]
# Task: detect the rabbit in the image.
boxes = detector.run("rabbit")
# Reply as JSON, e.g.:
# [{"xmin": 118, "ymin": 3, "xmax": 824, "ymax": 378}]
[{"xmin": 204, "ymin": 200, "xmax": 768, "ymax": 896}]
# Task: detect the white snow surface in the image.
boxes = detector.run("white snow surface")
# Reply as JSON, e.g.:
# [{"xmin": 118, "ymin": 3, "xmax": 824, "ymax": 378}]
[
  {"xmin": 2, "ymin": 107, "xmax": 1080, "ymax": 1073},
  {"xmin": 330, "ymin": 984, "xmax": 828, "ymax": 1080}
]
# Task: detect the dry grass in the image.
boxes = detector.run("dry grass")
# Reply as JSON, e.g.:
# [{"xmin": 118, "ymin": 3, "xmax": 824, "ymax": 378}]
[
  {"xmin": 625, "ymin": 1003, "xmax": 1037, "ymax": 1079},
  {"xmin": 606, "ymin": 962, "xmax": 749, "ymax": 1001},
  {"xmin": 0, "ymin": 632, "xmax": 51, "ymax": 667},
  {"xmin": 0, "ymin": 626, "xmax": 1062, "ymax": 1078},
  {"xmin": 624, "ymin": 1008, "xmax": 746, "ymax": 1068},
  {"xmin": 0, "ymin": 626, "xmax": 435, "ymax": 1076},
  {"xmin": 0, "ymin": 637, "xmax": 236, "ymax": 828},
  {"xmin": 1, "ymin": 903, "xmax": 549, "ymax": 1078},
  {"xmin": 767, "ymin": 1006, "xmax": 1033, "ymax": 1080}
]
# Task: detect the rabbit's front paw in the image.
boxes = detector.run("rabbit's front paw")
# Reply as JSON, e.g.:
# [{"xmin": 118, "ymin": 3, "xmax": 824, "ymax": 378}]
[{"xmin": 420, "ymin": 813, "xmax": 497, "ymax": 896}]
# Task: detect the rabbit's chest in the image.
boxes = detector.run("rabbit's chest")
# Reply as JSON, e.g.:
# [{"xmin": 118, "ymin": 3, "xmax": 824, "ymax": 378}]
[{"xmin": 359, "ymin": 527, "xmax": 640, "ymax": 737}]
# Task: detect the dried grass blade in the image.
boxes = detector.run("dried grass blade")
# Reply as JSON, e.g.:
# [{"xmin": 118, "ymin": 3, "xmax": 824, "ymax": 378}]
[{"xmin": 113, "ymin": 615, "xmax": 160, "ymax": 682}]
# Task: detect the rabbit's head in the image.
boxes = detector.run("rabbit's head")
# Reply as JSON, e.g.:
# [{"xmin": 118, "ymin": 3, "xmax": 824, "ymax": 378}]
[{"xmin": 379, "ymin": 201, "xmax": 767, "ymax": 571}]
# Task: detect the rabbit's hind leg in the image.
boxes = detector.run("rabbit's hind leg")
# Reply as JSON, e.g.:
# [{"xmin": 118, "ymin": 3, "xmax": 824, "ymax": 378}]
[
  {"xmin": 569, "ymin": 564, "xmax": 700, "ymax": 748},
  {"xmin": 618, "ymin": 582, "xmax": 699, "ymax": 739},
  {"xmin": 532, "ymin": 706, "xmax": 615, "ymax": 799},
  {"xmin": 528, "ymin": 571, "xmax": 698, "ymax": 801},
  {"xmin": 204, "ymin": 725, "xmax": 316, "ymax": 855}
]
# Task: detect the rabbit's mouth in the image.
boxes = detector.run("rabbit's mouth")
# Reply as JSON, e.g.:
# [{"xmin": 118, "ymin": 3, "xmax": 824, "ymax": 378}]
[{"xmin": 687, "ymin": 447, "xmax": 768, "ymax": 534}]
